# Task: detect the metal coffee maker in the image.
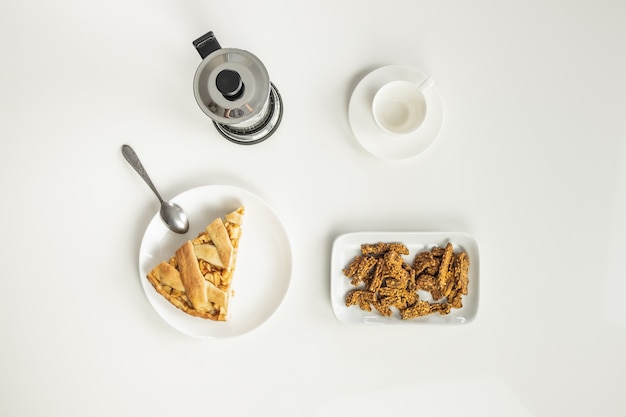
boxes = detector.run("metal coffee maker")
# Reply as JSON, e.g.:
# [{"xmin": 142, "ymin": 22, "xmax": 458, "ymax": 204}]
[{"xmin": 192, "ymin": 31, "xmax": 283, "ymax": 145}]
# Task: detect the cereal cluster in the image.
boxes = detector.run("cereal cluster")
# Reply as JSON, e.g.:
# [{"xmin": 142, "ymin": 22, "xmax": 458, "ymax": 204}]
[{"xmin": 343, "ymin": 242, "xmax": 469, "ymax": 319}]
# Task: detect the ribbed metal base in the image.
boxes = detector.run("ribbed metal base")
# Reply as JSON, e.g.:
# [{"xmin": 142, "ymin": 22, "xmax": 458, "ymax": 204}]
[{"xmin": 213, "ymin": 83, "xmax": 283, "ymax": 145}]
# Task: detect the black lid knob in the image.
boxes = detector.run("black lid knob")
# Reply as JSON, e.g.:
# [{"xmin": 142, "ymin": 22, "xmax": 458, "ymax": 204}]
[{"xmin": 216, "ymin": 70, "xmax": 245, "ymax": 101}]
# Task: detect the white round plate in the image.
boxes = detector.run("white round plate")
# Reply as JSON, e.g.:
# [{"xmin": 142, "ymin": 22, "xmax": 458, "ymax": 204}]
[
  {"xmin": 348, "ymin": 65, "xmax": 444, "ymax": 160},
  {"xmin": 138, "ymin": 185, "xmax": 292, "ymax": 338}
]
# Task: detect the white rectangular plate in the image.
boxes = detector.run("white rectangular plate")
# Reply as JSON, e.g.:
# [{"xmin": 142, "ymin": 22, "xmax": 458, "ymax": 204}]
[{"xmin": 330, "ymin": 232, "xmax": 479, "ymax": 325}]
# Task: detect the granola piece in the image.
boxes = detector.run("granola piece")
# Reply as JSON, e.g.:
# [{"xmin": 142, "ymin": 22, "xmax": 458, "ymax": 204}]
[
  {"xmin": 437, "ymin": 243, "xmax": 454, "ymax": 291},
  {"xmin": 443, "ymin": 253, "xmax": 459, "ymax": 298},
  {"xmin": 415, "ymin": 274, "xmax": 443, "ymax": 300},
  {"xmin": 406, "ymin": 268, "xmax": 417, "ymax": 292},
  {"xmin": 376, "ymin": 293, "xmax": 412, "ymax": 313},
  {"xmin": 384, "ymin": 277, "xmax": 404, "ymax": 289},
  {"xmin": 446, "ymin": 256, "xmax": 466, "ymax": 310},
  {"xmin": 400, "ymin": 300, "xmax": 432, "ymax": 320},
  {"xmin": 385, "ymin": 266, "xmax": 409, "ymax": 289},
  {"xmin": 403, "ymin": 290, "xmax": 419, "ymax": 308},
  {"xmin": 355, "ymin": 256, "xmax": 378, "ymax": 280},
  {"xmin": 442, "ymin": 251, "xmax": 463, "ymax": 298},
  {"xmin": 457, "ymin": 251, "xmax": 470, "ymax": 295},
  {"xmin": 431, "ymin": 246, "xmax": 446, "ymax": 257},
  {"xmin": 345, "ymin": 289, "xmax": 377, "ymax": 311},
  {"xmin": 358, "ymin": 298, "xmax": 373, "ymax": 312},
  {"xmin": 438, "ymin": 250, "xmax": 470, "ymax": 309},
  {"xmin": 378, "ymin": 288, "xmax": 419, "ymax": 309},
  {"xmin": 382, "ymin": 250, "xmax": 406, "ymax": 277},
  {"xmin": 414, "ymin": 249, "xmax": 442, "ymax": 275},
  {"xmin": 443, "ymin": 275, "xmax": 456, "ymax": 298},
  {"xmin": 430, "ymin": 302, "xmax": 452, "ymax": 315},
  {"xmin": 372, "ymin": 300, "xmax": 393, "ymax": 317},
  {"xmin": 392, "ymin": 296, "xmax": 409, "ymax": 310},
  {"xmin": 367, "ymin": 258, "xmax": 386, "ymax": 292},
  {"xmin": 425, "ymin": 260, "xmax": 441, "ymax": 276},
  {"xmin": 448, "ymin": 291, "xmax": 463, "ymax": 309},
  {"xmin": 360, "ymin": 242, "xmax": 387, "ymax": 256},
  {"xmin": 343, "ymin": 256, "xmax": 378, "ymax": 285},
  {"xmin": 385, "ymin": 296, "xmax": 406, "ymax": 310},
  {"xmin": 342, "ymin": 256, "xmax": 362, "ymax": 277},
  {"xmin": 361, "ymin": 242, "xmax": 409, "ymax": 256},
  {"xmin": 345, "ymin": 289, "xmax": 376, "ymax": 305},
  {"xmin": 369, "ymin": 250, "xmax": 410, "ymax": 291},
  {"xmin": 378, "ymin": 287, "xmax": 404, "ymax": 298},
  {"xmin": 389, "ymin": 243, "xmax": 410, "ymax": 255},
  {"xmin": 412, "ymin": 251, "xmax": 438, "ymax": 275}
]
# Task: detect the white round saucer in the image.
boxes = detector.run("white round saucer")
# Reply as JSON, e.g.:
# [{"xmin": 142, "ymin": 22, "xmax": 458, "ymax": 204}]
[{"xmin": 348, "ymin": 65, "xmax": 444, "ymax": 160}]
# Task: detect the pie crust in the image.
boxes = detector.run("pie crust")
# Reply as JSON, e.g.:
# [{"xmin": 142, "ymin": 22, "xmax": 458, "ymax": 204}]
[{"xmin": 146, "ymin": 206, "xmax": 244, "ymax": 321}]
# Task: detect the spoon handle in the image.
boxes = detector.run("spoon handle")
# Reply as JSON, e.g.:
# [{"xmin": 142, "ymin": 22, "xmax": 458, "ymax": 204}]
[{"xmin": 121, "ymin": 144, "xmax": 164, "ymax": 203}]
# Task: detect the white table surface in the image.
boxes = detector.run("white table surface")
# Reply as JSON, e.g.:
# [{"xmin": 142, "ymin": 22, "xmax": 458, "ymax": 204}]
[{"xmin": 1, "ymin": 1, "xmax": 625, "ymax": 416}]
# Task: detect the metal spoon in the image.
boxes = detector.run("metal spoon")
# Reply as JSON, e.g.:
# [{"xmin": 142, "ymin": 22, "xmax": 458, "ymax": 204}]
[{"xmin": 121, "ymin": 144, "xmax": 189, "ymax": 234}]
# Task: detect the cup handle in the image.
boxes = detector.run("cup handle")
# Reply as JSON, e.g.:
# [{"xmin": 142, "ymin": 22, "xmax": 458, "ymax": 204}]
[
  {"xmin": 418, "ymin": 77, "xmax": 435, "ymax": 92},
  {"xmin": 192, "ymin": 31, "xmax": 222, "ymax": 59}
]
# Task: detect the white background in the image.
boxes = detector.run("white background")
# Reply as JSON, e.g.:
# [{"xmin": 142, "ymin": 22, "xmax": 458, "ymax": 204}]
[{"xmin": 1, "ymin": 1, "xmax": 625, "ymax": 416}]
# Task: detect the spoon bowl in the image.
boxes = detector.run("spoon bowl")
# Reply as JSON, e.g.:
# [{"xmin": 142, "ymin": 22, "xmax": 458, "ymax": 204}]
[
  {"xmin": 159, "ymin": 201, "xmax": 189, "ymax": 234},
  {"xmin": 121, "ymin": 144, "xmax": 190, "ymax": 234}
]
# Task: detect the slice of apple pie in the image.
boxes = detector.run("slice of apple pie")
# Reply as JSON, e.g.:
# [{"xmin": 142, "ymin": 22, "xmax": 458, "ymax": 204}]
[{"xmin": 146, "ymin": 206, "xmax": 244, "ymax": 321}]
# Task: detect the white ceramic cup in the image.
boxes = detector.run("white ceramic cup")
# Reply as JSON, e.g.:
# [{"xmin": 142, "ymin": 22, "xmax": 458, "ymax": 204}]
[{"xmin": 372, "ymin": 78, "xmax": 434, "ymax": 136}]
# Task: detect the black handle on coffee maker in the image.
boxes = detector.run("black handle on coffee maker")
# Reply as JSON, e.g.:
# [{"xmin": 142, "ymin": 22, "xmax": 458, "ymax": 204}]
[{"xmin": 193, "ymin": 31, "xmax": 221, "ymax": 59}]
